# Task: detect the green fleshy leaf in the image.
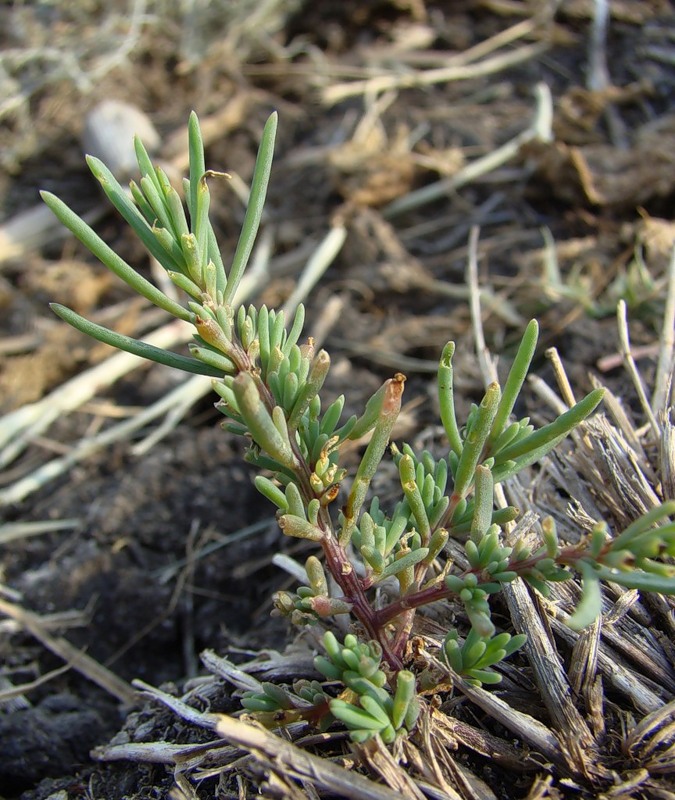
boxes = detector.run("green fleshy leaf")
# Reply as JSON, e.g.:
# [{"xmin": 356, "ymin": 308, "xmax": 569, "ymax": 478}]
[
  {"xmin": 399, "ymin": 454, "xmax": 430, "ymax": 542},
  {"xmin": 567, "ymin": 560, "xmax": 602, "ymax": 630},
  {"xmin": 278, "ymin": 514, "xmax": 324, "ymax": 542},
  {"xmin": 86, "ymin": 157, "xmax": 185, "ymax": 273},
  {"xmin": 254, "ymin": 476, "xmax": 288, "ymax": 511},
  {"xmin": 453, "ymin": 382, "xmax": 501, "ymax": 501},
  {"xmin": 392, "ymin": 670, "xmax": 416, "ymax": 730},
  {"xmin": 610, "ymin": 501, "xmax": 675, "ymax": 549},
  {"xmin": 289, "ymin": 351, "xmax": 331, "ymax": 430},
  {"xmin": 40, "ymin": 191, "xmax": 192, "ymax": 322},
  {"xmin": 168, "ymin": 270, "xmax": 202, "ymax": 299},
  {"xmin": 139, "ymin": 174, "xmax": 173, "ymax": 233},
  {"xmin": 206, "ymin": 222, "xmax": 227, "ymax": 297},
  {"xmin": 223, "ymin": 112, "xmax": 278, "ymax": 305},
  {"xmin": 438, "ymin": 341, "xmax": 463, "ymax": 456},
  {"xmin": 330, "ymin": 699, "xmax": 385, "ymax": 731},
  {"xmin": 240, "ymin": 694, "xmax": 279, "ymax": 712},
  {"xmin": 341, "ymin": 376, "xmax": 404, "ymax": 546},
  {"xmin": 283, "ymin": 304, "xmax": 306, "ymax": 355},
  {"xmin": 233, "ymin": 373, "xmax": 296, "ymax": 467},
  {"xmin": 495, "ymin": 388, "xmax": 605, "ymax": 465},
  {"xmin": 134, "ymin": 134, "xmax": 161, "ymax": 189},
  {"xmin": 165, "ymin": 186, "xmax": 191, "ymax": 241},
  {"xmin": 193, "ymin": 174, "xmax": 212, "ymax": 267},
  {"xmin": 470, "ymin": 465, "xmax": 494, "ymax": 541},
  {"xmin": 487, "ymin": 320, "xmax": 538, "ymax": 449},
  {"xmin": 50, "ymin": 304, "xmax": 221, "ymax": 376},
  {"xmin": 378, "ymin": 547, "xmax": 429, "ymax": 580},
  {"xmin": 359, "ymin": 695, "xmax": 392, "ymax": 727},
  {"xmin": 130, "ymin": 179, "xmax": 157, "ymax": 225},
  {"xmin": 593, "ymin": 565, "xmax": 675, "ymax": 594},
  {"xmin": 187, "ymin": 114, "xmax": 227, "ymax": 295},
  {"xmin": 347, "ymin": 381, "xmax": 388, "ymax": 441},
  {"xmin": 502, "ymin": 632, "xmax": 527, "ymax": 657},
  {"xmin": 467, "ymin": 668, "xmax": 502, "ymax": 685},
  {"xmin": 188, "ymin": 345, "xmax": 237, "ymax": 374},
  {"xmin": 187, "ymin": 111, "xmax": 206, "ymax": 236}
]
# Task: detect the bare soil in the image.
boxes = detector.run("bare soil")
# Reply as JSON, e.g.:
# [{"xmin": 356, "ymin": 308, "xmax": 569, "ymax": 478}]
[{"xmin": 1, "ymin": 2, "xmax": 674, "ymax": 799}]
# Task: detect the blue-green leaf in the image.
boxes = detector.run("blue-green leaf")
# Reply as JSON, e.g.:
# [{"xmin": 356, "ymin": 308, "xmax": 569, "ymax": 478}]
[{"xmin": 50, "ymin": 303, "xmax": 220, "ymax": 376}]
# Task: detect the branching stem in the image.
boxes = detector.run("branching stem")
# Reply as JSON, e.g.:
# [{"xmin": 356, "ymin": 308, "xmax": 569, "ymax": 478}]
[{"xmin": 372, "ymin": 542, "xmax": 599, "ymax": 631}]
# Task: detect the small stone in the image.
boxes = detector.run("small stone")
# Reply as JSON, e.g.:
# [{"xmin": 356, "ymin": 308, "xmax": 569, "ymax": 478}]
[{"xmin": 82, "ymin": 100, "xmax": 160, "ymax": 180}]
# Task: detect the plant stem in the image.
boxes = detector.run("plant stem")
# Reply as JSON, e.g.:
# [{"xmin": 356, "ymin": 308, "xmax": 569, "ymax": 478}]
[
  {"xmin": 374, "ymin": 583, "xmax": 452, "ymax": 629},
  {"xmin": 249, "ymin": 355, "xmax": 405, "ymax": 670},
  {"xmin": 373, "ymin": 542, "xmax": 596, "ymax": 631},
  {"xmin": 320, "ymin": 533, "xmax": 403, "ymax": 670}
]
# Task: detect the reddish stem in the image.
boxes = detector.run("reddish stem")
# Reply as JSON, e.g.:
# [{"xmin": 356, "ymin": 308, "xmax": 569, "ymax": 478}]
[
  {"xmin": 374, "ymin": 582, "xmax": 451, "ymax": 629},
  {"xmin": 254, "ymin": 362, "xmax": 404, "ymax": 670},
  {"xmin": 320, "ymin": 532, "xmax": 404, "ymax": 671},
  {"xmin": 373, "ymin": 543, "xmax": 592, "ymax": 631}
]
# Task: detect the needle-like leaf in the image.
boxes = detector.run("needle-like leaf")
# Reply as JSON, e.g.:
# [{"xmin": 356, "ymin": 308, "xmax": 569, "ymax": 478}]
[
  {"xmin": 223, "ymin": 112, "xmax": 278, "ymax": 305},
  {"xmin": 51, "ymin": 304, "xmax": 221, "ymax": 376},
  {"xmin": 41, "ymin": 191, "xmax": 192, "ymax": 322}
]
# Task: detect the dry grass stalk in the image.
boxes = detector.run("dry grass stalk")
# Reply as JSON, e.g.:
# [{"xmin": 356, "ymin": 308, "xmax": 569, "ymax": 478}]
[
  {"xmin": 97, "ymin": 681, "xmax": 416, "ymax": 800},
  {"xmin": 0, "ymin": 598, "xmax": 136, "ymax": 705},
  {"xmin": 383, "ymin": 83, "xmax": 553, "ymax": 218},
  {"xmin": 0, "ymin": 663, "xmax": 71, "ymax": 704},
  {"xmin": 324, "ymin": 40, "xmax": 547, "ymax": 103}
]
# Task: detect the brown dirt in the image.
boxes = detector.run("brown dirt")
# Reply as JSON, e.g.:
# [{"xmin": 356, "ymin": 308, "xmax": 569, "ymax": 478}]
[{"xmin": 1, "ymin": 2, "xmax": 674, "ymax": 799}]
